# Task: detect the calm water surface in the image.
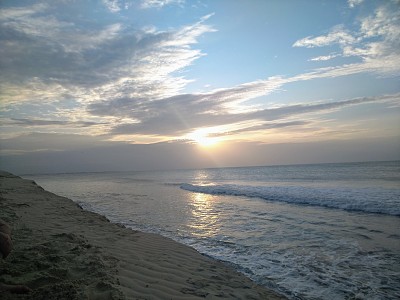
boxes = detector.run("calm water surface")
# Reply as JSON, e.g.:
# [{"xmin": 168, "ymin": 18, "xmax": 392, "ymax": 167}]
[{"xmin": 28, "ymin": 161, "xmax": 400, "ymax": 299}]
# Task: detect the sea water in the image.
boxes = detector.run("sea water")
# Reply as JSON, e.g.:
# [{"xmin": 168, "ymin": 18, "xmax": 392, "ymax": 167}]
[{"xmin": 28, "ymin": 161, "xmax": 400, "ymax": 299}]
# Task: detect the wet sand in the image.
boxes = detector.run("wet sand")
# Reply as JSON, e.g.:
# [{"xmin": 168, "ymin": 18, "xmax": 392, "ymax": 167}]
[{"xmin": 0, "ymin": 171, "xmax": 286, "ymax": 299}]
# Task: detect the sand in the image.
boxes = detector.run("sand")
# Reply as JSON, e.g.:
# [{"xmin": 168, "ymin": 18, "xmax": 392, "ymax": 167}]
[{"xmin": 0, "ymin": 171, "xmax": 286, "ymax": 299}]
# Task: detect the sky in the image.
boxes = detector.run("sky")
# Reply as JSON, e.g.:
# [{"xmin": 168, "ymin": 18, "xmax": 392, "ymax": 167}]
[{"xmin": 0, "ymin": 0, "xmax": 399, "ymax": 174}]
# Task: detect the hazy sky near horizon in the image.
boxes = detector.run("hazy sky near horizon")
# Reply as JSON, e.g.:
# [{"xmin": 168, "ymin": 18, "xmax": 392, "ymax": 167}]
[{"xmin": 0, "ymin": 0, "xmax": 399, "ymax": 173}]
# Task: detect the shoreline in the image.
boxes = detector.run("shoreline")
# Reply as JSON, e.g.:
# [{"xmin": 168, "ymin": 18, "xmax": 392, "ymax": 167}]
[{"xmin": 0, "ymin": 171, "xmax": 286, "ymax": 299}]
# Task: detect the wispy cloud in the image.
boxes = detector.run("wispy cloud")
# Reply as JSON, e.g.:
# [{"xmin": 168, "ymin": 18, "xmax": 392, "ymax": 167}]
[
  {"xmin": 308, "ymin": 54, "xmax": 339, "ymax": 62},
  {"xmin": 102, "ymin": 0, "xmax": 184, "ymax": 12},
  {"xmin": 207, "ymin": 121, "xmax": 312, "ymax": 138},
  {"xmin": 140, "ymin": 0, "xmax": 184, "ymax": 9},
  {"xmin": 103, "ymin": 0, "xmax": 123, "ymax": 12},
  {"xmin": 293, "ymin": 3, "xmax": 400, "ymax": 76},
  {"xmin": 293, "ymin": 26, "xmax": 356, "ymax": 48},
  {"xmin": 348, "ymin": 0, "xmax": 364, "ymax": 8},
  {"xmin": 1, "ymin": 118, "xmax": 106, "ymax": 128}
]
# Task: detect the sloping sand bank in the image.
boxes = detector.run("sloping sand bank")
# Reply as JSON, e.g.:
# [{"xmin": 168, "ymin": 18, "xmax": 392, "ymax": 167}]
[{"xmin": 0, "ymin": 171, "xmax": 286, "ymax": 299}]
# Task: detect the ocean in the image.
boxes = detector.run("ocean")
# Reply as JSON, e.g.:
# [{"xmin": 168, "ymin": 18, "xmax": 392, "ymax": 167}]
[{"xmin": 27, "ymin": 161, "xmax": 400, "ymax": 299}]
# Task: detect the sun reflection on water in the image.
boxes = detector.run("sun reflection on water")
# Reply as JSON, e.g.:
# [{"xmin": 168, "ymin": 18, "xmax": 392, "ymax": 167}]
[{"xmin": 187, "ymin": 191, "xmax": 220, "ymax": 238}]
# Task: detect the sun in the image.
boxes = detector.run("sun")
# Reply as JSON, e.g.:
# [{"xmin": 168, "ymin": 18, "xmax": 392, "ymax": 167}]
[{"xmin": 187, "ymin": 129, "xmax": 219, "ymax": 147}]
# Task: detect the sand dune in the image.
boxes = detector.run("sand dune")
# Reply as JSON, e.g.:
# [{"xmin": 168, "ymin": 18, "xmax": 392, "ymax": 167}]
[{"xmin": 0, "ymin": 171, "xmax": 285, "ymax": 299}]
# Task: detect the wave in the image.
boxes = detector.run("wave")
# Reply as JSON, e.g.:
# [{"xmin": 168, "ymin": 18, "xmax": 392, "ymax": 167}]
[{"xmin": 180, "ymin": 183, "xmax": 400, "ymax": 216}]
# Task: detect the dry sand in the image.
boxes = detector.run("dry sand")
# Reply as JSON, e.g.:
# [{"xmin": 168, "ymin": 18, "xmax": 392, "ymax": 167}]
[{"xmin": 0, "ymin": 171, "xmax": 286, "ymax": 299}]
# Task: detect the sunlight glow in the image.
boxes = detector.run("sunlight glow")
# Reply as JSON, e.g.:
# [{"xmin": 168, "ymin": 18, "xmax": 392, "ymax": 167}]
[{"xmin": 187, "ymin": 129, "xmax": 220, "ymax": 147}]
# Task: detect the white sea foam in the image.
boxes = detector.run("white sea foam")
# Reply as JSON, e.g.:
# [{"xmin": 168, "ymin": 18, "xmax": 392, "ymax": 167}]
[{"xmin": 180, "ymin": 183, "xmax": 400, "ymax": 216}]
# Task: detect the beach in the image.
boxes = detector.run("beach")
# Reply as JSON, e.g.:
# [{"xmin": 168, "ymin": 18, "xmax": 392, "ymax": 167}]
[{"xmin": 0, "ymin": 171, "xmax": 285, "ymax": 300}]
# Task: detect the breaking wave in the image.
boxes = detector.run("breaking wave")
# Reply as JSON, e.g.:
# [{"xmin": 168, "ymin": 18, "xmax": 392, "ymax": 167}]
[{"xmin": 180, "ymin": 183, "xmax": 400, "ymax": 216}]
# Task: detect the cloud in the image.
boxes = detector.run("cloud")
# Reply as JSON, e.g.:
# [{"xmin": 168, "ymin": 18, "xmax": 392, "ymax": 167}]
[
  {"xmin": 348, "ymin": 0, "xmax": 364, "ymax": 8},
  {"xmin": 293, "ymin": 27, "xmax": 356, "ymax": 48},
  {"xmin": 87, "ymin": 76, "xmax": 288, "ymax": 136},
  {"xmin": 0, "ymin": 4, "xmax": 125, "ymax": 89},
  {"xmin": 0, "ymin": 3, "xmax": 116, "ymax": 53},
  {"xmin": 1, "ymin": 118, "xmax": 106, "ymax": 128},
  {"xmin": 103, "ymin": 0, "xmax": 123, "ymax": 12},
  {"xmin": 293, "ymin": 3, "xmax": 400, "ymax": 76},
  {"xmin": 0, "ymin": 1, "xmax": 220, "ymax": 146},
  {"xmin": 104, "ymin": 92, "xmax": 399, "ymax": 138},
  {"xmin": 207, "ymin": 121, "xmax": 312, "ymax": 138},
  {"xmin": 0, "ymin": 2, "xmax": 215, "ymax": 117},
  {"xmin": 140, "ymin": 0, "xmax": 184, "ymax": 9},
  {"xmin": 101, "ymin": 0, "xmax": 185, "ymax": 12},
  {"xmin": 309, "ymin": 54, "xmax": 339, "ymax": 61}
]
